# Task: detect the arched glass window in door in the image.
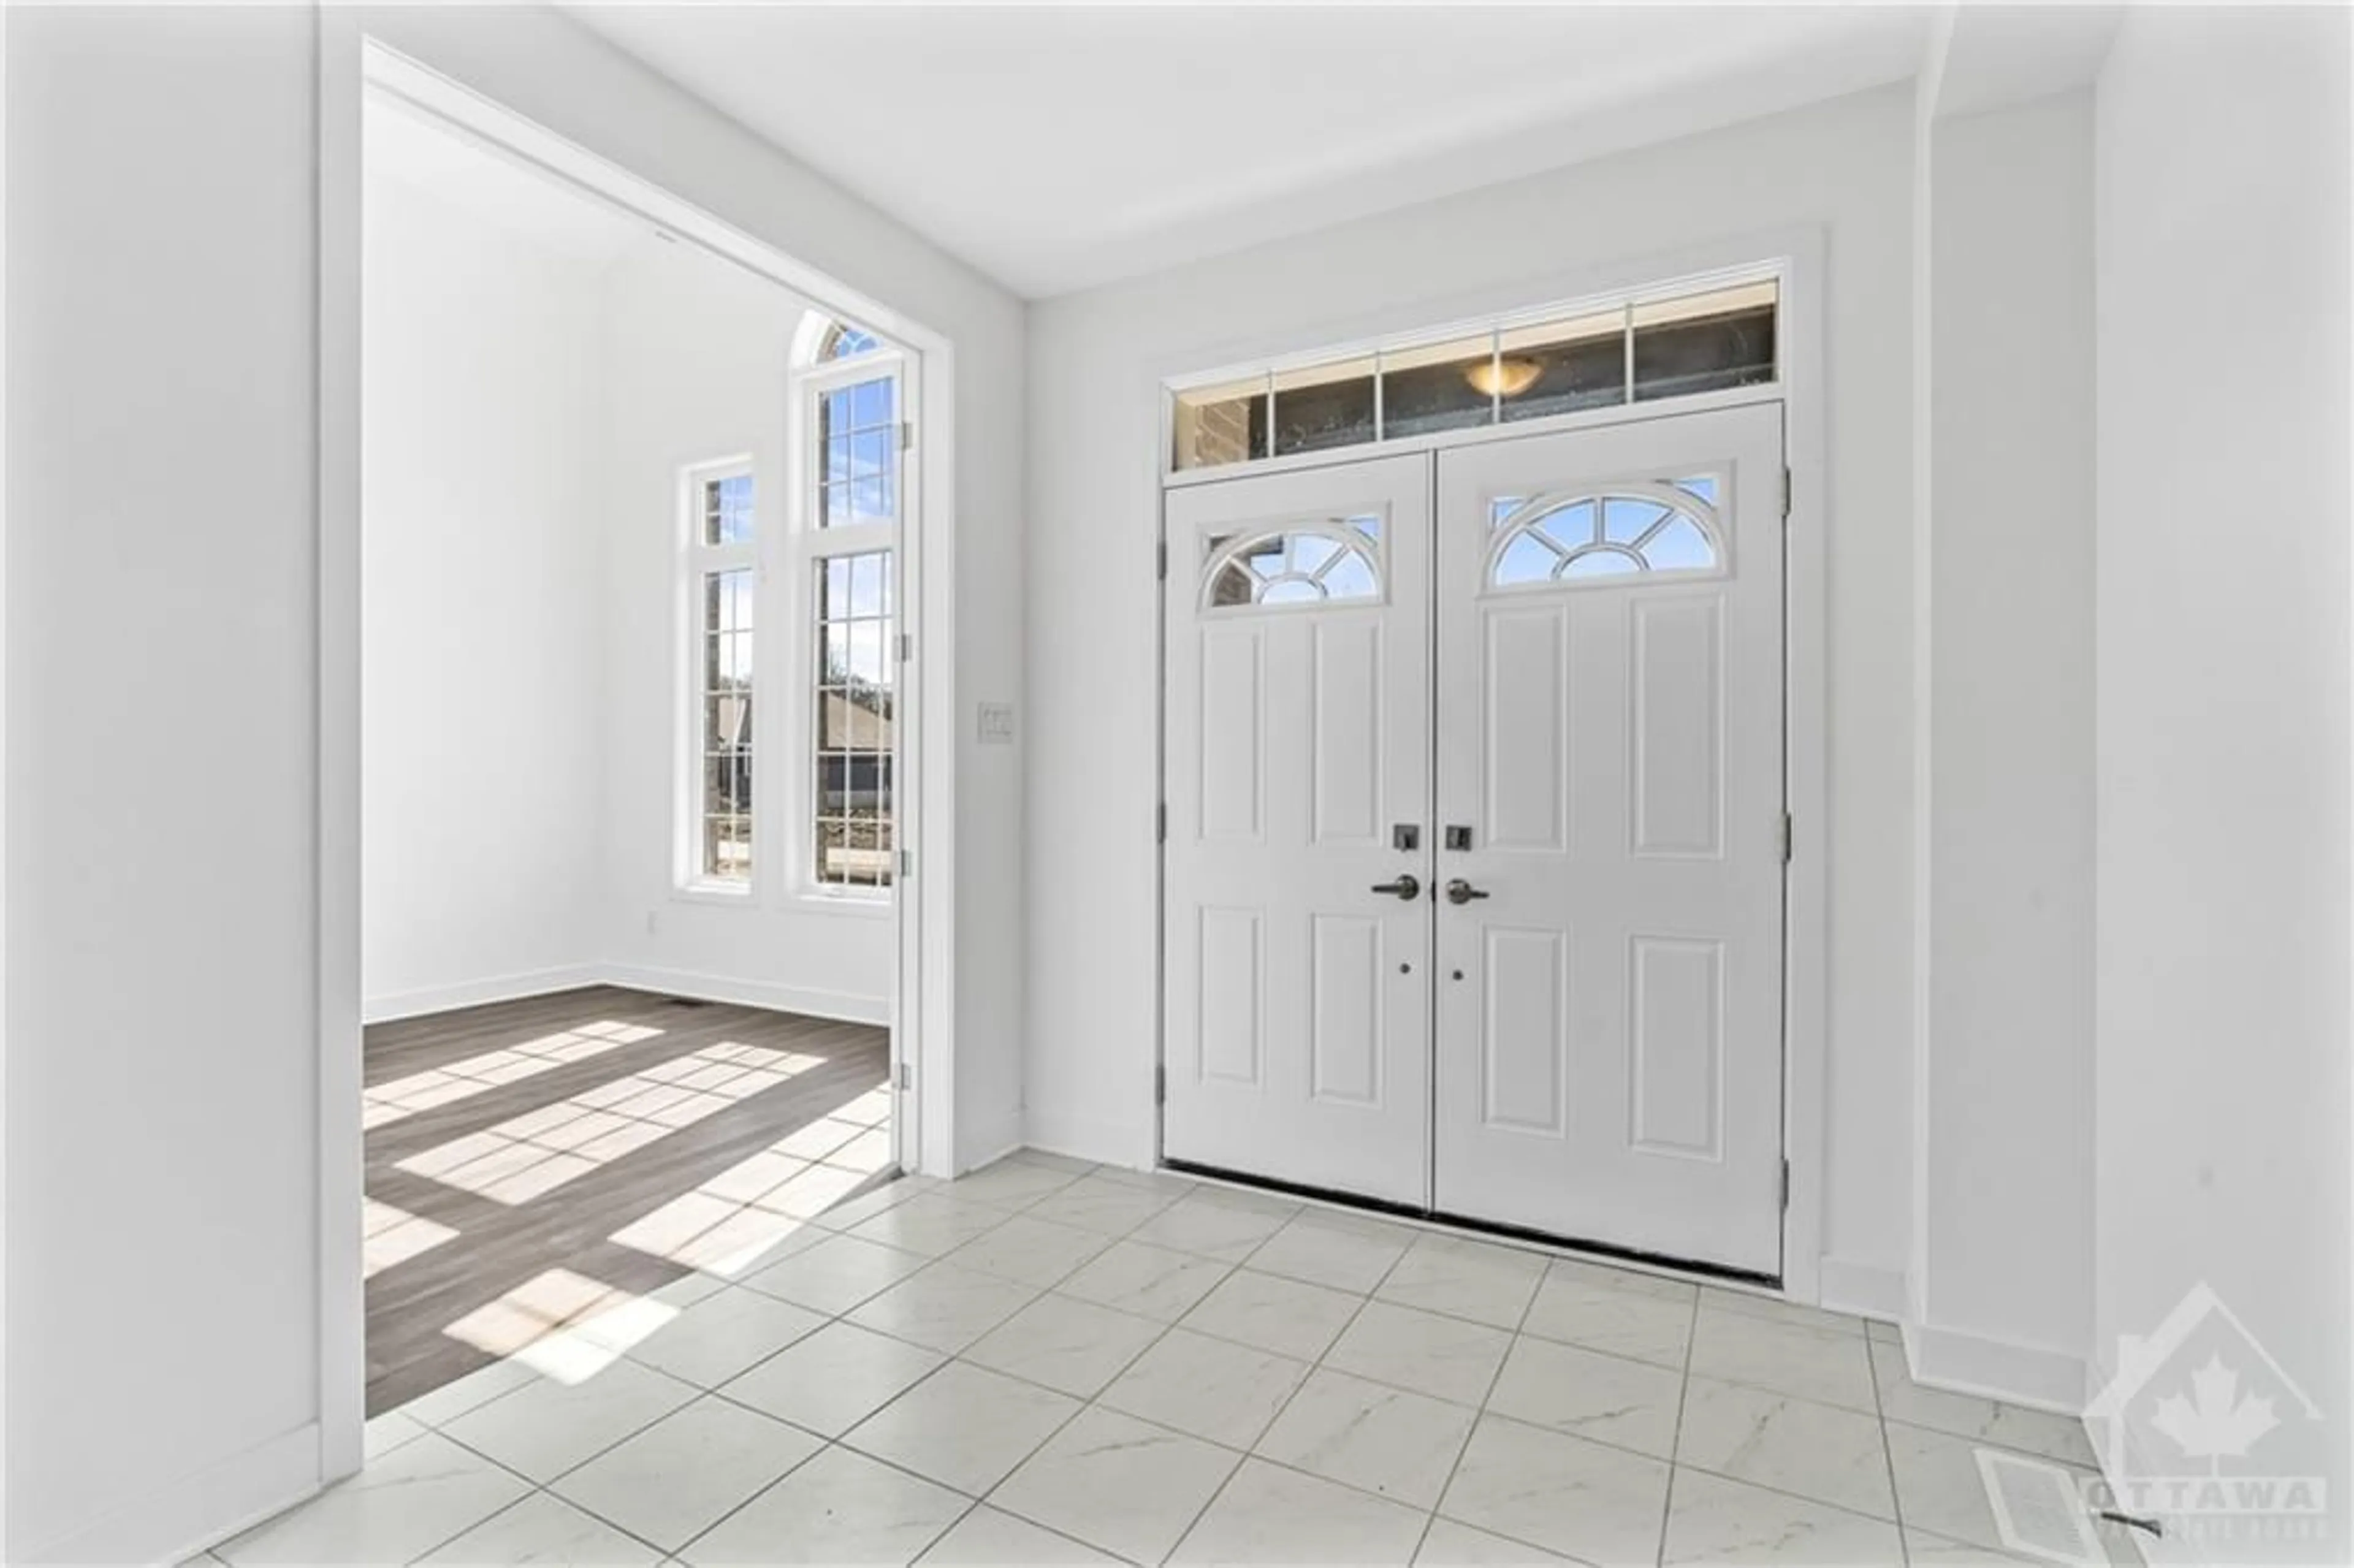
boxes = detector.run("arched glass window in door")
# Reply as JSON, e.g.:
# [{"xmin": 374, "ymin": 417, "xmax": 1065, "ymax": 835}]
[
  {"xmin": 1489, "ymin": 483, "xmax": 1723, "ymax": 590},
  {"xmin": 1202, "ymin": 516, "xmax": 1384, "ymax": 609}
]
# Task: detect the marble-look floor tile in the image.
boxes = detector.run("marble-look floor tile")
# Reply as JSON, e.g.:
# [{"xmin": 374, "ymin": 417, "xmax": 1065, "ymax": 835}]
[
  {"xmin": 1438, "ymin": 1414, "xmax": 1670, "ymax": 1567},
  {"xmin": 1686, "ymin": 1307, "xmax": 1877, "ymax": 1413},
  {"xmin": 1171, "ymin": 1456, "xmax": 1427, "ymax": 1565},
  {"xmin": 362, "ymin": 1409, "xmax": 430, "ymax": 1464},
  {"xmin": 1326, "ymin": 1300, "xmax": 1512, "ymax": 1406},
  {"xmin": 1518, "ymin": 1260, "xmax": 1696, "ymax": 1369},
  {"xmin": 1004, "ymin": 1148, "xmax": 1097, "ymax": 1176},
  {"xmin": 1483, "ymin": 1335, "xmax": 1684, "ymax": 1458},
  {"xmin": 1248, "ymin": 1214, "xmax": 1413, "ymax": 1294},
  {"xmin": 551, "ymin": 1395, "xmax": 821, "ymax": 1552},
  {"xmin": 397, "ymin": 1359, "xmax": 546, "ymax": 1428},
  {"xmin": 717, "ymin": 1319, "xmax": 943, "ymax": 1436},
  {"xmin": 848, "ymin": 1193, "xmax": 1014, "ymax": 1257},
  {"xmin": 680, "ymin": 1444, "xmax": 967, "ymax": 1566},
  {"xmin": 940, "ymin": 1157, "xmax": 1087, "ymax": 1211},
  {"xmin": 416, "ymin": 1491, "xmax": 661, "ymax": 1566},
  {"xmin": 1097, "ymin": 1326, "xmax": 1310, "ymax": 1448},
  {"xmin": 1414, "ymin": 1517, "xmax": 1572, "ymax": 1564},
  {"xmin": 1130, "ymin": 1191, "xmax": 1293, "ymax": 1262},
  {"xmin": 737, "ymin": 1232, "xmax": 930, "ymax": 1316},
  {"xmin": 1904, "ymin": 1529, "xmax": 2045, "ymax": 1564},
  {"xmin": 943, "ymin": 1215, "xmax": 1111, "ymax": 1289},
  {"xmin": 625, "ymin": 1288, "xmax": 826, "ymax": 1389},
  {"xmin": 1885, "ymin": 1422, "xmax": 2102, "ymax": 1556},
  {"xmin": 1675, "ymin": 1374, "xmax": 1897, "ymax": 1520},
  {"xmin": 845, "ymin": 1261, "xmax": 1041, "ymax": 1353},
  {"xmin": 990, "ymin": 1406, "xmax": 1242, "ymax": 1564},
  {"xmin": 440, "ymin": 1358, "xmax": 699, "ymax": 1482},
  {"xmin": 1699, "ymin": 1285, "xmax": 1867, "ymax": 1338},
  {"xmin": 1024, "ymin": 1176, "xmax": 1185, "ymax": 1237},
  {"xmin": 1375, "ymin": 1234, "xmax": 1546, "ymax": 1330},
  {"xmin": 1660, "ymin": 1468, "xmax": 1903, "ymax": 1566},
  {"xmin": 844, "ymin": 1360, "xmax": 1080, "ymax": 1496},
  {"xmin": 1056, "ymin": 1238, "xmax": 1230, "ymax": 1322},
  {"xmin": 961, "ymin": 1292, "xmax": 1166, "ymax": 1398},
  {"xmin": 1254, "ymin": 1366, "xmax": 1476, "ymax": 1509},
  {"xmin": 1870, "ymin": 1338, "xmax": 2099, "ymax": 1465},
  {"xmin": 218, "ymin": 1432, "xmax": 532, "ymax": 1566},
  {"xmin": 918, "ymin": 1505, "xmax": 1118, "ymax": 1564},
  {"xmin": 1180, "ymin": 1269, "xmax": 1365, "ymax": 1361}
]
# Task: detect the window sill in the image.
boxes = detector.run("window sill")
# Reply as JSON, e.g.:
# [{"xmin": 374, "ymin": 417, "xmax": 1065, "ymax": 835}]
[
  {"xmin": 795, "ymin": 889, "xmax": 895, "ymax": 919},
  {"xmin": 673, "ymin": 881, "xmax": 755, "ymax": 907}
]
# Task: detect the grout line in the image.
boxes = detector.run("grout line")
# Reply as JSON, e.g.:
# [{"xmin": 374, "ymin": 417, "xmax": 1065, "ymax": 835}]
[{"xmin": 1867, "ymin": 1319, "xmax": 1914, "ymax": 1567}]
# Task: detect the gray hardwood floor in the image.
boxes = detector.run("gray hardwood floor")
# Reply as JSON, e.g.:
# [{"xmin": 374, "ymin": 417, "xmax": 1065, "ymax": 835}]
[{"xmin": 363, "ymin": 985, "xmax": 891, "ymax": 1416}]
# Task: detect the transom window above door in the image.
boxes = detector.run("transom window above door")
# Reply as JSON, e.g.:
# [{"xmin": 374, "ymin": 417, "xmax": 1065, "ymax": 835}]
[{"xmin": 1168, "ymin": 276, "xmax": 1778, "ymax": 474}]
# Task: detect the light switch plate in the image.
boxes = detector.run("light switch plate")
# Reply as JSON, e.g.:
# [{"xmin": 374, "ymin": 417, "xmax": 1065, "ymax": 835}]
[{"xmin": 977, "ymin": 702, "xmax": 1016, "ymax": 744}]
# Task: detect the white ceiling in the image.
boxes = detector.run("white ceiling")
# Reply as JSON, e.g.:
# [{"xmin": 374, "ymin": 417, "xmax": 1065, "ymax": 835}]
[{"xmin": 568, "ymin": 5, "xmax": 1931, "ymax": 299}]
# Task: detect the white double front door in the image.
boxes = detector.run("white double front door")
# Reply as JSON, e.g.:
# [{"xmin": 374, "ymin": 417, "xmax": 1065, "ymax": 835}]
[{"xmin": 1162, "ymin": 402, "xmax": 1786, "ymax": 1274}]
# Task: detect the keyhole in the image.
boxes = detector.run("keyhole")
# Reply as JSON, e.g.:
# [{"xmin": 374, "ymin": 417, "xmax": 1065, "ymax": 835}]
[
  {"xmin": 1452, "ymin": 969, "xmax": 1465, "ymax": 981},
  {"xmin": 1398, "ymin": 962, "xmax": 1411, "ymax": 974}
]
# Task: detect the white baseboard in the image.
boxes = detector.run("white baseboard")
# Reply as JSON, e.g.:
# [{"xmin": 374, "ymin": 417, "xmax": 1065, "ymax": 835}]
[
  {"xmin": 1817, "ymin": 1255, "xmax": 1908, "ymax": 1320},
  {"xmin": 1021, "ymin": 1104, "xmax": 1154, "ymax": 1170},
  {"xmin": 25, "ymin": 1421, "xmax": 320, "ymax": 1567},
  {"xmin": 361, "ymin": 964, "xmax": 600, "ymax": 1024},
  {"xmin": 1904, "ymin": 1319, "xmax": 2090, "ymax": 1415},
  {"xmin": 362, "ymin": 962, "xmax": 889, "ymax": 1029},
  {"xmin": 600, "ymin": 964, "xmax": 888, "ymax": 1027}
]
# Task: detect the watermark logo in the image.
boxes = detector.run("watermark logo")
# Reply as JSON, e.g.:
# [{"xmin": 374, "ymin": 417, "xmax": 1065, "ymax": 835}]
[{"xmin": 2083, "ymin": 1282, "xmax": 2329, "ymax": 1553}]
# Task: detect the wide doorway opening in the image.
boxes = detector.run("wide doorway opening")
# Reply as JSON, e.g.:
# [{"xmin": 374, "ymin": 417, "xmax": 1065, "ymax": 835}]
[
  {"xmin": 356, "ymin": 74, "xmax": 918, "ymax": 1419},
  {"xmin": 1160, "ymin": 297, "xmax": 1791, "ymax": 1280}
]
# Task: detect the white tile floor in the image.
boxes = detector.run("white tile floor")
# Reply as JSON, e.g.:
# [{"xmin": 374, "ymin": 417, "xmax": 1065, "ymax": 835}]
[{"xmin": 208, "ymin": 1151, "xmax": 2145, "ymax": 1567}]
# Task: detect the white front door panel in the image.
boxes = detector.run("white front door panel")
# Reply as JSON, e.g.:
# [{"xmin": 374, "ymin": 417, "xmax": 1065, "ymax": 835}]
[
  {"xmin": 1162, "ymin": 453, "xmax": 1432, "ymax": 1205},
  {"xmin": 1431, "ymin": 403, "xmax": 1786, "ymax": 1274}
]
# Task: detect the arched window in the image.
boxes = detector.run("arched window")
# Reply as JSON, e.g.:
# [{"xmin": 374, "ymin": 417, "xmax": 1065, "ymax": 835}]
[
  {"xmin": 820, "ymin": 321, "xmax": 880, "ymax": 362},
  {"xmin": 1202, "ymin": 516, "xmax": 1384, "ymax": 609},
  {"xmin": 1488, "ymin": 482, "xmax": 1723, "ymax": 590}
]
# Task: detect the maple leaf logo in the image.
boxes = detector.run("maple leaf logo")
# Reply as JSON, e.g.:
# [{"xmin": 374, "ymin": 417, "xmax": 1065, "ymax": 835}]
[{"xmin": 2151, "ymin": 1355, "xmax": 2279, "ymax": 1471}]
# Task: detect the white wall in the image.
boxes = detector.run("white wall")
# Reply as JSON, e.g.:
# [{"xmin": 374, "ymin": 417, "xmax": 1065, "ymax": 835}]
[
  {"xmin": 3, "ymin": 5, "xmax": 1027, "ymax": 1558},
  {"xmin": 2094, "ymin": 1, "xmax": 2351, "ymax": 1539},
  {"xmin": 362, "ymin": 170, "xmax": 609, "ymax": 1017},
  {"xmin": 1023, "ymin": 85, "xmax": 1917, "ymax": 1294},
  {"xmin": 348, "ymin": 6, "xmax": 1031, "ymax": 1173},
  {"xmin": 5, "ymin": 8, "xmax": 325, "ymax": 1560},
  {"xmin": 596, "ymin": 237, "xmax": 895, "ymax": 1019},
  {"xmin": 1913, "ymin": 89, "xmax": 2097, "ymax": 1402}
]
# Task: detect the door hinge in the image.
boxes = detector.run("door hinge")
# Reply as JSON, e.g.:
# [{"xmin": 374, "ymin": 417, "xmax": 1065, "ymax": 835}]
[
  {"xmin": 1781, "ymin": 811, "xmax": 1793, "ymax": 865},
  {"xmin": 896, "ymin": 1060, "xmax": 913, "ymax": 1092},
  {"xmin": 899, "ymin": 847, "xmax": 913, "ymax": 878},
  {"xmin": 900, "ymin": 420, "xmax": 914, "ymax": 452},
  {"xmin": 1156, "ymin": 801, "xmax": 1168, "ymax": 843},
  {"xmin": 1154, "ymin": 1064, "xmax": 1167, "ymax": 1106},
  {"xmin": 1157, "ymin": 540, "xmax": 1169, "ymax": 582},
  {"xmin": 1780, "ymin": 1157, "xmax": 1791, "ymax": 1211},
  {"xmin": 897, "ymin": 631, "xmax": 913, "ymax": 663},
  {"xmin": 1781, "ymin": 465, "xmax": 1792, "ymax": 520}
]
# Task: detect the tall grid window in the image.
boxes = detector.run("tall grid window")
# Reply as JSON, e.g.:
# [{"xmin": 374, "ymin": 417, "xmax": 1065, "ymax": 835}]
[
  {"xmin": 690, "ymin": 468, "xmax": 756, "ymax": 886},
  {"xmin": 815, "ymin": 552, "xmax": 894, "ymax": 887},
  {"xmin": 802, "ymin": 357, "xmax": 901, "ymax": 892}
]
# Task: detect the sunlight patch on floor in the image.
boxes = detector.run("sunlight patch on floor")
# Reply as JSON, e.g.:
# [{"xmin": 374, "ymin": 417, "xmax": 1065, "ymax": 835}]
[
  {"xmin": 363, "ymin": 1198, "xmax": 458, "ymax": 1279},
  {"xmin": 441, "ymin": 1267, "xmax": 680, "ymax": 1383},
  {"xmin": 363, "ymin": 1019, "xmax": 664, "ymax": 1130}
]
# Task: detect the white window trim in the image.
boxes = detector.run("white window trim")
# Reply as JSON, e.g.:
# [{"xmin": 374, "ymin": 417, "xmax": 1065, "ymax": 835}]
[
  {"xmin": 678, "ymin": 454, "xmax": 760, "ymax": 899},
  {"xmin": 787, "ymin": 348, "xmax": 910, "ymax": 908}
]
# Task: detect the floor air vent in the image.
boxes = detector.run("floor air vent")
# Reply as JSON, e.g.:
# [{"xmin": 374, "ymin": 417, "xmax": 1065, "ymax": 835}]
[{"xmin": 1975, "ymin": 1447, "xmax": 2107, "ymax": 1566}]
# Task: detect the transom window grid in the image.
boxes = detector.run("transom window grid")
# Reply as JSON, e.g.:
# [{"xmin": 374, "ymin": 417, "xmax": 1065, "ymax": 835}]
[
  {"xmin": 1487, "ymin": 476, "xmax": 1727, "ymax": 592},
  {"xmin": 1169, "ymin": 277, "xmax": 1778, "ymax": 473},
  {"xmin": 686, "ymin": 463, "xmax": 757, "ymax": 889},
  {"xmin": 1201, "ymin": 513, "xmax": 1385, "ymax": 611}
]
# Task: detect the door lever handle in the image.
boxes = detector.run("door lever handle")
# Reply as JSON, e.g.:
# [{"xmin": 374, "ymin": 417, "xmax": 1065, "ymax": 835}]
[
  {"xmin": 1444, "ymin": 878, "xmax": 1490, "ymax": 905},
  {"xmin": 1369, "ymin": 874, "xmax": 1422, "ymax": 902}
]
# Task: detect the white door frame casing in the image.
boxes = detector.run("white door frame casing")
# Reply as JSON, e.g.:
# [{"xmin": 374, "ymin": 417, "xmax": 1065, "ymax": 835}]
[
  {"xmin": 316, "ymin": 23, "xmax": 962, "ymax": 1485},
  {"xmin": 1149, "ymin": 230, "xmax": 1829, "ymax": 1301}
]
